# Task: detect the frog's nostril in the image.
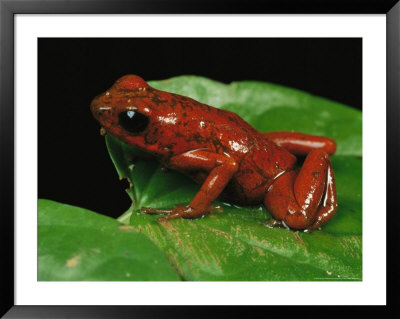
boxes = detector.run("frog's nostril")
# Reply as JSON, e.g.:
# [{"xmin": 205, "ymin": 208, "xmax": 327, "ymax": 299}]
[{"xmin": 91, "ymin": 101, "xmax": 111, "ymax": 116}]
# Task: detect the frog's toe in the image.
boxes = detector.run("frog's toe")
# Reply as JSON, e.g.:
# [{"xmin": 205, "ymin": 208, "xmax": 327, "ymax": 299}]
[
  {"xmin": 142, "ymin": 205, "xmax": 211, "ymax": 221},
  {"xmin": 157, "ymin": 212, "xmax": 183, "ymax": 222},
  {"xmin": 140, "ymin": 207, "xmax": 172, "ymax": 215}
]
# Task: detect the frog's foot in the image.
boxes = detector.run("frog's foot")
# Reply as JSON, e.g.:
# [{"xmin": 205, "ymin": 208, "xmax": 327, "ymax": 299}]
[
  {"xmin": 140, "ymin": 207, "xmax": 175, "ymax": 215},
  {"xmin": 265, "ymin": 218, "xmax": 315, "ymax": 233},
  {"xmin": 265, "ymin": 218, "xmax": 288, "ymax": 229},
  {"xmin": 141, "ymin": 204, "xmax": 211, "ymax": 222}
]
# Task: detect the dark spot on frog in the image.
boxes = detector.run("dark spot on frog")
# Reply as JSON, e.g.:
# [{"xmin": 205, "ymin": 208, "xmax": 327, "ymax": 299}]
[
  {"xmin": 169, "ymin": 99, "xmax": 177, "ymax": 107},
  {"xmin": 174, "ymin": 132, "xmax": 186, "ymax": 138},
  {"xmin": 144, "ymin": 127, "xmax": 159, "ymax": 145},
  {"xmin": 151, "ymin": 93, "xmax": 167, "ymax": 104},
  {"xmin": 163, "ymin": 143, "xmax": 176, "ymax": 151},
  {"xmin": 312, "ymin": 171, "xmax": 320, "ymax": 178},
  {"xmin": 240, "ymin": 168, "xmax": 254, "ymax": 175},
  {"xmin": 192, "ymin": 133, "xmax": 204, "ymax": 144},
  {"xmin": 228, "ymin": 115, "xmax": 239, "ymax": 124},
  {"xmin": 180, "ymin": 101, "xmax": 194, "ymax": 111}
]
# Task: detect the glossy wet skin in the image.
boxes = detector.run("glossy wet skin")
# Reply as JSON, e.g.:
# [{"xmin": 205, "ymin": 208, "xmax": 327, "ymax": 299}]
[{"xmin": 91, "ymin": 75, "xmax": 338, "ymax": 230}]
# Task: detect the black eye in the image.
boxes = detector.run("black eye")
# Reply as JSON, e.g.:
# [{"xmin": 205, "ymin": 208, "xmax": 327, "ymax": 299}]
[{"xmin": 118, "ymin": 110, "xmax": 149, "ymax": 134}]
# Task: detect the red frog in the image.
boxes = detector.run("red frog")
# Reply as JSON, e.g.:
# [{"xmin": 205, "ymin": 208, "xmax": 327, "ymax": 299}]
[{"xmin": 91, "ymin": 75, "xmax": 338, "ymax": 230}]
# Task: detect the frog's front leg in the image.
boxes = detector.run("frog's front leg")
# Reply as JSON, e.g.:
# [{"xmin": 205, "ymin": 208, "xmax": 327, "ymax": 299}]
[{"xmin": 141, "ymin": 150, "xmax": 238, "ymax": 221}]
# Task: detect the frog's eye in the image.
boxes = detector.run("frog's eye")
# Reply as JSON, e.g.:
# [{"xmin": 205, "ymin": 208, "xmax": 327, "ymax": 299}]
[{"xmin": 118, "ymin": 110, "xmax": 149, "ymax": 134}]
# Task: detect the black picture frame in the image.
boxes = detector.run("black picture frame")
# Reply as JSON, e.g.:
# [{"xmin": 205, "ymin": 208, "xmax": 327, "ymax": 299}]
[{"xmin": 1, "ymin": 0, "xmax": 398, "ymax": 317}]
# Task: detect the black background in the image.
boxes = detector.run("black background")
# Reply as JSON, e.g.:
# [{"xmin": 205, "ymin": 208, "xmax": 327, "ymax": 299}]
[{"xmin": 38, "ymin": 38, "xmax": 362, "ymax": 218}]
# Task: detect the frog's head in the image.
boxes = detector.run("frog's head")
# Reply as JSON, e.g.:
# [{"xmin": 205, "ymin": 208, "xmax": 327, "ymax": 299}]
[{"xmin": 90, "ymin": 74, "xmax": 160, "ymax": 148}]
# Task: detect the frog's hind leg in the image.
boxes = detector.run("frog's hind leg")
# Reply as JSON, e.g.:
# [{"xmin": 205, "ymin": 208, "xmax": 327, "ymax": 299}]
[
  {"xmin": 262, "ymin": 131, "xmax": 336, "ymax": 156},
  {"xmin": 264, "ymin": 149, "xmax": 337, "ymax": 230}
]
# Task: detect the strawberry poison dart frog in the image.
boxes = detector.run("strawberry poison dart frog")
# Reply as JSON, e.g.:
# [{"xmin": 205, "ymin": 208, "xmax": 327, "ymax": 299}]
[{"xmin": 91, "ymin": 75, "xmax": 338, "ymax": 230}]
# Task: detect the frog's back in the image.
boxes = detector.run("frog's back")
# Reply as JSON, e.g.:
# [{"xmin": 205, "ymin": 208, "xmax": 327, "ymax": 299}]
[
  {"xmin": 210, "ymin": 108, "xmax": 297, "ymax": 205},
  {"xmin": 161, "ymin": 93, "xmax": 297, "ymax": 205}
]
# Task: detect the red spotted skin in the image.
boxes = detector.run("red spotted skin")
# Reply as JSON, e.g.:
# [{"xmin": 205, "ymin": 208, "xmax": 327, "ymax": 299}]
[{"xmin": 91, "ymin": 75, "xmax": 338, "ymax": 230}]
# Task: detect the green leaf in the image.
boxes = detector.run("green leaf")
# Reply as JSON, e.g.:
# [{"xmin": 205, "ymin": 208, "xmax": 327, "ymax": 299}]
[
  {"xmin": 38, "ymin": 199, "xmax": 180, "ymax": 281},
  {"xmin": 104, "ymin": 75, "xmax": 362, "ymax": 281}
]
